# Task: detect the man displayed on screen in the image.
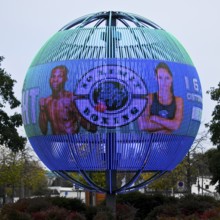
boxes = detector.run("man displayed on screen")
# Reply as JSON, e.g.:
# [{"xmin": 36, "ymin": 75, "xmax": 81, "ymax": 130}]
[{"xmin": 39, "ymin": 65, "xmax": 97, "ymax": 135}]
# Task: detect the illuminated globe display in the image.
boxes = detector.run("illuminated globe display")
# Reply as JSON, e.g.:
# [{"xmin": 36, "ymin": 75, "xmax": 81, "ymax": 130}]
[{"xmin": 22, "ymin": 11, "xmax": 202, "ymax": 194}]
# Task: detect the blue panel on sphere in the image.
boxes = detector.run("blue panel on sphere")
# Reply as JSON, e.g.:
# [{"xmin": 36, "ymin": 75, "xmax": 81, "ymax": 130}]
[
  {"xmin": 22, "ymin": 59, "xmax": 202, "ymax": 139},
  {"xmin": 29, "ymin": 133, "xmax": 194, "ymax": 171}
]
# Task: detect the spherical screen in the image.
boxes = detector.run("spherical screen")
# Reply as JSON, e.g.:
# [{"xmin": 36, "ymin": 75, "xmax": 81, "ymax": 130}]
[{"xmin": 22, "ymin": 11, "xmax": 202, "ymax": 193}]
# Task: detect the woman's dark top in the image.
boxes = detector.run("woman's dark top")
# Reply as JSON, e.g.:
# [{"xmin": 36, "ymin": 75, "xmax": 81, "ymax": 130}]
[{"xmin": 150, "ymin": 93, "xmax": 176, "ymax": 119}]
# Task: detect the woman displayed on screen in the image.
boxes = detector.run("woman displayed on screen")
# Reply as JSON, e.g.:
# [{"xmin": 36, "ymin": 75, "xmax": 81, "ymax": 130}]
[{"xmin": 138, "ymin": 62, "xmax": 183, "ymax": 133}]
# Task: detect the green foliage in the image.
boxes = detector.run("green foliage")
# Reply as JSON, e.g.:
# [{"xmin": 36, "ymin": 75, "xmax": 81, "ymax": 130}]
[
  {"xmin": 179, "ymin": 194, "xmax": 217, "ymax": 206},
  {"xmin": 51, "ymin": 176, "xmax": 73, "ymax": 187},
  {"xmin": 146, "ymin": 194, "xmax": 219, "ymax": 220},
  {"xmin": 207, "ymin": 82, "xmax": 220, "ymax": 149},
  {"xmin": 0, "ymin": 197, "xmax": 86, "ymax": 220},
  {"xmin": 148, "ymin": 160, "xmax": 190, "ymax": 191},
  {"xmin": 0, "ymin": 56, "xmax": 19, "ymax": 108},
  {"xmin": 66, "ymin": 211, "xmax": 86, "ymax": 220},
  {"xmin": 0, "ymin": 203, "xmax": 16, "ymax": 217},
  {"xmin": 84, "ymin": 206, "xmax": 97, "ymax": 220},
  {"xmin": 1, "ymin": 195, "xmax": 220, "ymax": 220},
  {"xmin": 93, "ymin": 207, "xmax": 114, "ymax": 220},
  {"xmin": 0, "ymin": 147, "xmax": 48, "ymax": 203},
  {"xmin": 0, "ymin": 198, "xmax": 51, "ymax": 218},
  {"xmin": 200, "ymin": 207, "xmax": 220, "ymax": 220},
  {"xmin": 22, "ymin": 160, "xmax": 48, "ymax": 192},
  {"xmin": 26, "ymin": 197, "xmax": 52, "ymax": 213},
  {"xmin": 32, "ymin": 207, "xmax": 69, "ymax": 220},
  {"xmin": 116, "ymin": 203, "xmax": 137, "ymax": 220},
  {"xmin": 0, "ymin": 149, "xmax": 23, "ymax": 189},
  {"xmin": 0, "ymin": 201, "xmax": 27, "ymax": 220},
  {"xmin": 145, "ymin": 134, "xmax": 209, "ymax": 194},
  {"xmin": 2, "ymin": 209, "xmax": 32, "ymax": 220},
  {"xmin": 205, "ymin": 148, "xmax": 220, "ymax": 193},
  {"xmin": 48, "ymin": 197, "xmax": 86, "ymax": 212},
  {"xmin": 117, "ymin": 191, "xmax": 177, "ymax": 219},
  {"xmin": 90, "ymin": 172, "xmax": 106, "ymax": 188},
  {"xmin": 146, "ymin": 203, "xmax": 180, "ymax": 220},
  {"xmin": 179, "ymin": 195, "xmax": 214, "ymax": 216},
  {"xmin": 0, "ymin": 56, "xmax": 26, "ymax": 152}
]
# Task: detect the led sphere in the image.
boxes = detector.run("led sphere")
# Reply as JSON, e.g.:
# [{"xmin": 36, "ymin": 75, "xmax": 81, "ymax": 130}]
[{"xmin": 22, "ymin": 11, "xmax": 202, "ymax": 193}]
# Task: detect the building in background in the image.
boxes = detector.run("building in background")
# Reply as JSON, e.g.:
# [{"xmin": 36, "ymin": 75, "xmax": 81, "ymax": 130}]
[{"xmin": 191, "ymin": 177, "xmax": 219, "ymax": 199}]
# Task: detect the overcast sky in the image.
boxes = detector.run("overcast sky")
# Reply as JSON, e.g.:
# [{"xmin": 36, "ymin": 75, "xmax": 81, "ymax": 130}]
[{"xmin": 1, "ymin": 0, "xmax": 219, "ymax": 149}]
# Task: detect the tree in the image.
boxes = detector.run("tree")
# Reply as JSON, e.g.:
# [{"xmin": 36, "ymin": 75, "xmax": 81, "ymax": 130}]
[
  {"xmin": 206, "ymin": 82, "xmax": 220, "ymax": 149},
  {"xmin": 205, "ymin": 148, "xmax": 220, "ymax": 193},
  {"xmin": 0, "ymin": 56, "xmax": 26, "ymax": 152},
  {"xmin": 184, "ymin": 131, "xmax": 209, "ymax": 194},
  {"xmin": 205, "ymin": 83, "xmax": 220, "ymax": 193},
  {"xmin": 0, "ymin": 147, "xmax": 23, "ymax": 203},
  {"xmin": 145, "ymin": 132, "xmax": 209, "ymax": 194},
  {"xmin": 0, "ymin": 145, "xmax": 48, "ymax": 203}
]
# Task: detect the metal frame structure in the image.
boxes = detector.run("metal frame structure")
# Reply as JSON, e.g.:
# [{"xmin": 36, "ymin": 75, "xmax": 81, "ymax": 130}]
[
  {"xmin": 23, "ymin": 11, "xmax": 202, "ymax": 195},
  {"xmin": 59, "ymin": 11, "xmax": 162, "ymax": 30}
]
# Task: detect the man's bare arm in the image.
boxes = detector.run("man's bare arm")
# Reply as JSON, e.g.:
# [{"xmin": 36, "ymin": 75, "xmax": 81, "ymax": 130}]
[{"xmin": 39, "ymin": 98, "xmax": 48, "ymax": 135}]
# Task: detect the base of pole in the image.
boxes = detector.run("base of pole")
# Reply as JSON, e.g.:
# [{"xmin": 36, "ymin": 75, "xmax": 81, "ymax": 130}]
[{"xmin": 106, "ymin": 193, "xmax": 116, "ymax": 216}]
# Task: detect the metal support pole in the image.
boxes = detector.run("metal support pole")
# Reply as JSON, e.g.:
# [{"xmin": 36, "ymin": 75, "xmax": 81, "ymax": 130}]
[
  {"xmin": 106, "ymin": 193, "xmax": 116, "ymax": 215},
  {"xmin": 105, "ymin": 12, "xmax": 117, "ymax": 216}
]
